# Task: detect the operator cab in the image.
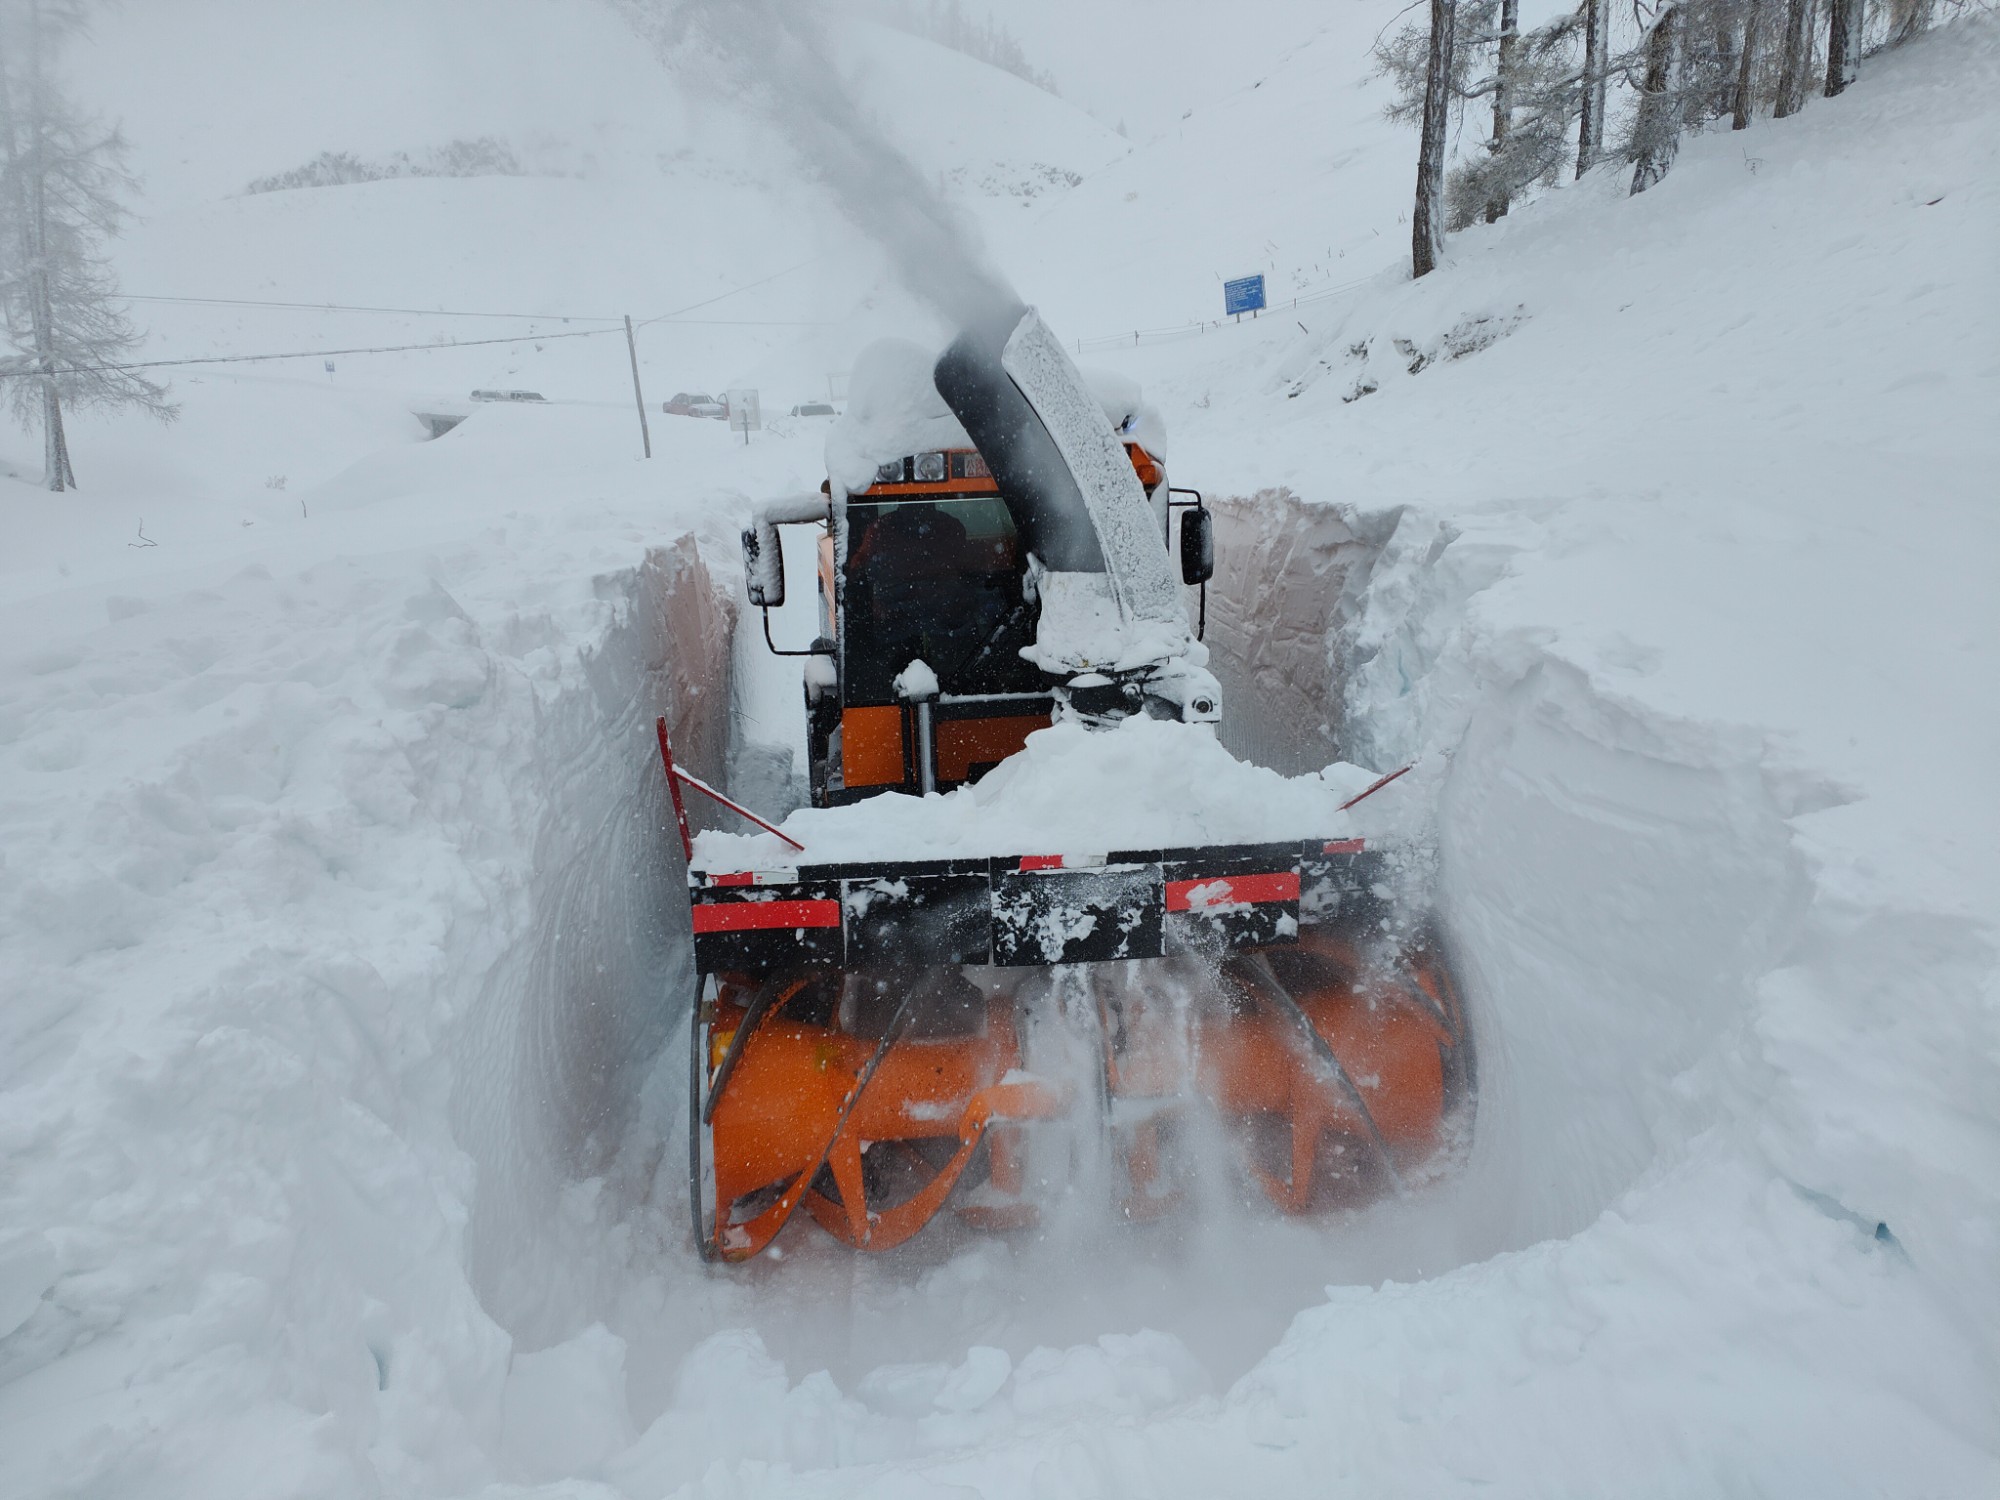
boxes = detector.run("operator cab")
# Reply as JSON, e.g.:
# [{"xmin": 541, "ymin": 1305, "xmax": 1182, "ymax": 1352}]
[
  {"xmin": 814, "ymin": 448, "xmax": 1053, "ymax": 806},
  {"xmin": 744, "ymin": 437, "xmax": 1203, "ymax": 809}
]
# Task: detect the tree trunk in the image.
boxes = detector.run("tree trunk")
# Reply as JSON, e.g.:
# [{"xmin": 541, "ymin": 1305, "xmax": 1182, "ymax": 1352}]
[
  {"xmin": 1825, "ymin": 0, "xmax": 1852, "ymax": 94},
  {"xmin": 27, "ymin": 125, "xmax": 72, "ymax": 491},
  {"xmin": 1577, "ymin": 0, "xmax": 1609, "ymax": 177},
  {"xmin": 1630, "ymin": 4, "xmax": 1684, "ymax": 194},
  {"xmin": 1733, "ymin": 1, "xmax": 1762, "ymax": 127},
  {"xmin": 1715, "ymin": 20, "xmax": 1741, "ymax": 120},
  {"xmin": 1774, "ymin": 0, "xmax": 1814, "ymax": 117},
  {"xmin": 41, "ymin": 382, "xmax": 72, "ymax": 491},
  {"xmin": 1485, "ymin": 0, "xmax": 1520, "ymax": 222},
  {"xmin": 1412, "ymin": 0, "xmax": 1455, "ymax": 277},
  {"xmin": 1890, "ymin": 0, "xmax": 1931, "ymax": 46}
]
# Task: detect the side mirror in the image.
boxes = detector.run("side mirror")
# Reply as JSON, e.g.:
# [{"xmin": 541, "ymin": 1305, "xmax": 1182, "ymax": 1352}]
[
  {"xmin": 1179, "ymin": 507, "xmax": 1215, "ymax": 586},
  {"xmin": 742, "ymin": 522, "xmax": 784, "ymax": 608}
]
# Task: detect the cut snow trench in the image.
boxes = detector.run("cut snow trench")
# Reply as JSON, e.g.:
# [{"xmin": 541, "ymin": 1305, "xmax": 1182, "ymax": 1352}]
[{"xmin": 460, "ymin": 486, "xmax": 1822, "ymax": 1455}]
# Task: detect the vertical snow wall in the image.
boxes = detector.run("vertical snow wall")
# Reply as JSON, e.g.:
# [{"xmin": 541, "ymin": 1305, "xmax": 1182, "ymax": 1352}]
[
  {"xmin": 1203, "ymin": 489, "xmax": 1814, "ymax": 1264},
  {"xmin": 451, "ymin": 537, "xmax": 733, "ymax": 1347}
]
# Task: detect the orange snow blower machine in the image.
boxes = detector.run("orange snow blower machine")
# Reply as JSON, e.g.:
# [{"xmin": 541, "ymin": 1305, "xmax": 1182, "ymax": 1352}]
[{"xmin": 668, "ymin": 308, "xmax": 1472, "ymax": 1262}]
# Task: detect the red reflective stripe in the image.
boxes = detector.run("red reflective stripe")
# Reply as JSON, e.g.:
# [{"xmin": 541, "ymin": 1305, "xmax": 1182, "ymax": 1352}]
[
  {"xmin": 1017, "ymin": 855, "xmax": 1065, "ymax": 871},
  {"xmin": 709, "ymin": 871, "xmax": 757, "ymax": 887},
  {"xmin": 691, "ymin": 899, "xmax": 841, "ymax": 933},
  {"xmin": 1322, "ymin": 838, "xmax": 1366, "ymax": 855},
  {"xmin": 1166, "ymin": 871, "xmax": 1299, "ymax": 911}
]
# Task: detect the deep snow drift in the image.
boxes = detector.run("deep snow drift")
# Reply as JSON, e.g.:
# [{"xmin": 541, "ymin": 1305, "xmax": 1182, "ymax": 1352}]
[{"xmin": 2, "ymin": 4, "xmax": 1998, "ymax": 1498}]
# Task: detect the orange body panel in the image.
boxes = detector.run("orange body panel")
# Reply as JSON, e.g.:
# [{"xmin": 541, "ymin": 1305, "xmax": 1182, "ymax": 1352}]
[
  {"xmin": 936, "ymin": 714, "xmax": 1050, "ymax": 782},
  {"xmin": 841, "ymin": 705, "xmax": 905, "ymax": 788},
  {"xmin": 1124, "ymin": 441, "xmax": 1163, "ymax": 490},
  {"xmin": 859, "ymin": 477, "xmax": 1003, "ymax": 497}
]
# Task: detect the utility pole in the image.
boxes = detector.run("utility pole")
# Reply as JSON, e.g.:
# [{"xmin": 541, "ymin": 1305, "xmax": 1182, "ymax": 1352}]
[{"xmin": 624, "ymin": 314, "xmax": 652, "ymax": 459}]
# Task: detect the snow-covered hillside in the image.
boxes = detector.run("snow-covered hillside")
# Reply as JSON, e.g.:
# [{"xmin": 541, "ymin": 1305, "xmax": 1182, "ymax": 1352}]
[{"xmin": 2, "ymin": 2, "xmax": 1996, "ymax": 1497}]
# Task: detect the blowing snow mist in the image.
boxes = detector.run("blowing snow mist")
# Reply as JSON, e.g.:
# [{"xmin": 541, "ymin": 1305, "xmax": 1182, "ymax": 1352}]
[{"xmin": 637, "ymin": 0, "xmax": 1021, "ymax": 331}]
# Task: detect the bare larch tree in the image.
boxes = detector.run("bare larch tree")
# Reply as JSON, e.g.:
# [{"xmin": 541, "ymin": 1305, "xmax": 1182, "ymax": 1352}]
[
  {"xmin": 1577, "ymin": 0, "xmax": 1609, "ymax": 173},
  {"xmin": 1773, "ymin": 0, "xmax": 1817, "ymax": 115},
  {"xmin": 0, "ymin": 0, "xmax": 171, "ymax": 491},
  {"xmin": 1486, "ymin": 0, "xmax": 1520, "ymax": 221},
  {"xmin": 1412, "ymin": 0, "xmax": 1458, "ymax": 277},
  {"xmin": 1629, "ymin": 3, "xmax": 1687, "ymax": 191}
]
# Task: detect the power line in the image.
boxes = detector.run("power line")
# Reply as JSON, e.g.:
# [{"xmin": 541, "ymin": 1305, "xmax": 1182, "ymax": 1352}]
[
  {"xmin": 0, "ymin": 324, "xmax": 621, "ymax": 379},
  {"xmin": 117, "ymin": 257, "xmax": 817, "ymax": 330},
  {"xmin": 121, "ymin": 292, "xmax": 625, "ymax": 322},
  {"xmin": 638, "ymin": 259, "xmax": 815, "ymax": 328},
  {"xmin": 3, "ymin": 261, "xmax": 831, "ymax": 380},
  {"xmin": 0, "ymin": 314, "xmax": 837, "ymax": 380}
]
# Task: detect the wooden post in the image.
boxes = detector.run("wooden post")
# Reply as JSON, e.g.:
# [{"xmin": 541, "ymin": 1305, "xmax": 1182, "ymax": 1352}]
[{"xmin": 624, "ymin": 314, "xmax": 652, "ymax": 459}]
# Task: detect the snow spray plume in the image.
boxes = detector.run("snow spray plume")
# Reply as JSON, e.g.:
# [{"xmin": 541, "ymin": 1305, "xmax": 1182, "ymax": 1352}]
[{"xmin": 642, "ymin": 0, "xmax": 1020, "ymax": 331}]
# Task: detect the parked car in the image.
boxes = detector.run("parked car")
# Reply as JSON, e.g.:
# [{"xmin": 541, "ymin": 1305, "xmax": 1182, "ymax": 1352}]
[
  {"xmin": 664, "ymin": 391, "xmax": 726, "ymax": 418},
  {"xmin": 470, "ymin": 389, "xmax": 546, "ymax": 403},
  {"xmin": 789, "ymin": 402, "xmax": 837, "ymax": 417}
]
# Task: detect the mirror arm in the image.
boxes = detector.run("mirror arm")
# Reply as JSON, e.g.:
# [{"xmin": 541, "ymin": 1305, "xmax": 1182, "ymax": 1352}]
[{"xmin": 760, "ymin": 609, "xmax": 835, "ymax": 658}]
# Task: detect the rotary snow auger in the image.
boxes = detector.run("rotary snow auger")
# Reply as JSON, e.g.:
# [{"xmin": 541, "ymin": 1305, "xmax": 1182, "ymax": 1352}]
[{"xmin": 669, "ymin": 307, "xmax": 1472, "ymax": 1262}]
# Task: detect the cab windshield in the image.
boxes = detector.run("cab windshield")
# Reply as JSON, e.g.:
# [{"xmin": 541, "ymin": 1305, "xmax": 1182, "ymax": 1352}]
[{"xmin": 842, "ymin": 496, "xmax": 1044, "ymax": 704}]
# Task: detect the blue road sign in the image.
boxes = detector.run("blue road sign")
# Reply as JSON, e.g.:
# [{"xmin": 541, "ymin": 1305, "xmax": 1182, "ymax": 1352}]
[{"xmin": 1223, "ymin": 273, "xmax": 1266, "ymax": 317}]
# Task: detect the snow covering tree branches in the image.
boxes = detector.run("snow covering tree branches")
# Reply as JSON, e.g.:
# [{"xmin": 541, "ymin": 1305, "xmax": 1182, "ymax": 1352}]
[
  {"xmin": 1376, "ymin": 0, "xmax": 1982, "ymax": 269},
  {"xmin": 0, "ymin": 0, "xmax": 171, "ymax": 491}
]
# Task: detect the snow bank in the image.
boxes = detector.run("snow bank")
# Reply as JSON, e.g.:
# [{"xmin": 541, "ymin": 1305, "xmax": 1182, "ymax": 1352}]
[{"xmin": 0, "ymin": 391, "xmax": 755, "ymax": 1496}]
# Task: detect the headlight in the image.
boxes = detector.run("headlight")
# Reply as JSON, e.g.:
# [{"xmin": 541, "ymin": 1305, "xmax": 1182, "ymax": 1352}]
[
  {"xmin": 914, "ymin": 451, "xmax": 946, "ymax": 482},
  {"xmin": 875, "ymin": 460, "xmax": 905, "ymax": 485}
]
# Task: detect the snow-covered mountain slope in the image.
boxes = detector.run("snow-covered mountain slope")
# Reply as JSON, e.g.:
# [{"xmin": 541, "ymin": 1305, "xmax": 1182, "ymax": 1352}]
[
  {"xmin": 25, "ymin": 0, "xmax": 1122, "ymax": 511},
  {"xmin": 2, "ymin": 2, "xmax": 1997, "ymax": 1497},
  {"xmin": 993, "ymin": 0, "xmax": 1417, "ymax": 335}
]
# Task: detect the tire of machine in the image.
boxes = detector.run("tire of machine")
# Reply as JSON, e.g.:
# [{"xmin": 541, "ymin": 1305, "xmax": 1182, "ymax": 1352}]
[{"xmin": 689, "ymin": 973, "xmax": 717, "ymax": 1261}]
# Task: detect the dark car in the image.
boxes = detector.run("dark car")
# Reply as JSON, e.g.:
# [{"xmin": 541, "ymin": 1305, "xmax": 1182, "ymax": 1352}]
[{"xmin": 664, "ymin": 391, "xmax": 726, "ymax": 418}]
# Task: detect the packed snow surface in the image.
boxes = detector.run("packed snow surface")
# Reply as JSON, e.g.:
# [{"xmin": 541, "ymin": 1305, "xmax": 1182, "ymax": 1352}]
[
  {"xmin": 1, "ymin": 3, "xmax": 1996, "ymax": 1498},
  {"xmin": 692, "ymin": 717, "xmax": 1383, "ymax": 869}
]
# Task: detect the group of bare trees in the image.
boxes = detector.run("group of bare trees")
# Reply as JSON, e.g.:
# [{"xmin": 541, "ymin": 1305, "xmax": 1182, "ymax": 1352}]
[
  {"xmin": 0, "ymin": 0, "xmax": 166, "ymax": 491},
  {"xmin": 1380, "ymin": 0, "xmax": 1964, "ymax": 277}
]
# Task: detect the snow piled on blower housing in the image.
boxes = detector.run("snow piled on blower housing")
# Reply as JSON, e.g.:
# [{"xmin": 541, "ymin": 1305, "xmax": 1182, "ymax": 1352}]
[
  {"xmin": 1, "ymin": 1, "xmax": 1997, "ymax": 1497},
  {"xmin": 693, "ymin": 716, "xmax": 1388, "ymax": 869}
]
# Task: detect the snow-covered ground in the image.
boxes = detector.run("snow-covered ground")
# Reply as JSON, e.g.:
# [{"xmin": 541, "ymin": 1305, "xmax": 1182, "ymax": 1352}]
[{"xmin": 2, "ymin": 2, "xmax": 1997, "ymax": 1496}]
